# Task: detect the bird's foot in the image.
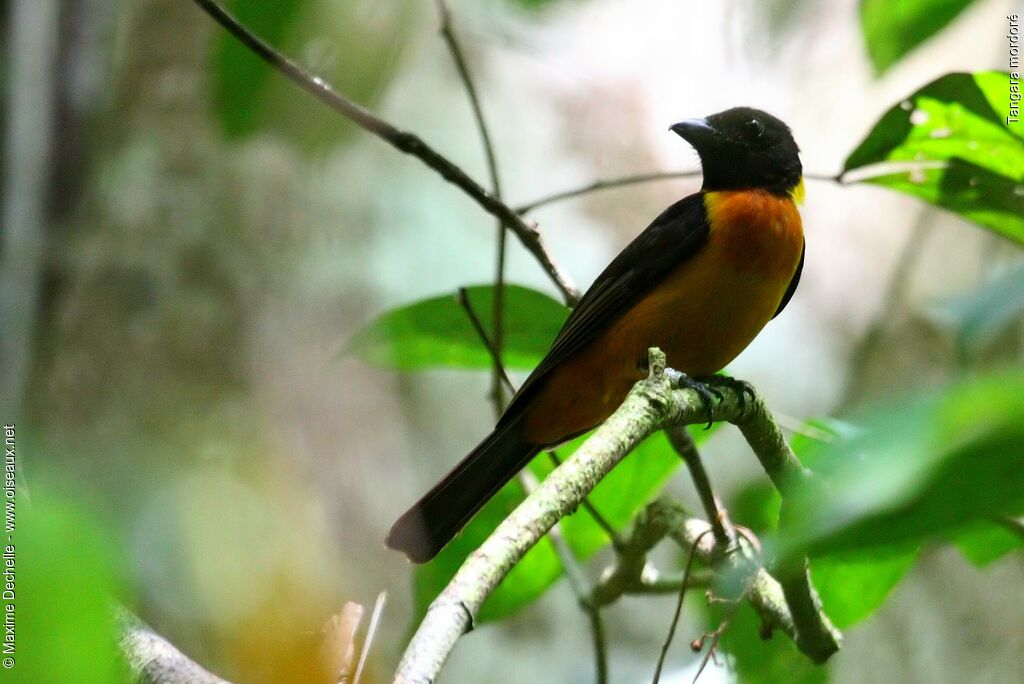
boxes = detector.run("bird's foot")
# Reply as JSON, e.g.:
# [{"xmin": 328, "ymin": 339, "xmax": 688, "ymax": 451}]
[
  {"xmin": 696, "ymin": 374, "xmax": 755, "ymax": 412},
  {"xmin": 670, "ymin": 373, "xmax": 722, "ymax": 429}
]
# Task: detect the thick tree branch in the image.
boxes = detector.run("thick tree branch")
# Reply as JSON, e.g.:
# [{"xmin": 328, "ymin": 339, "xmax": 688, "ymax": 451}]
[
  {"xmin": 393, "ymin": 348, "xmax": 840, "ymax": 683},
  {"xmin": 190, "ymin": 0, "xmax": 579, "ymax": 306},
  {"xmin": 116, "ymin": 607, "xmax": 229, "ymax": 684}
]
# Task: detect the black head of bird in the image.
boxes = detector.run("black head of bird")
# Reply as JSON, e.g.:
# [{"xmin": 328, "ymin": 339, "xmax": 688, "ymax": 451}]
[{"xmin": 670, "ymin": 107, "xmax": 802, "ymax": 197}]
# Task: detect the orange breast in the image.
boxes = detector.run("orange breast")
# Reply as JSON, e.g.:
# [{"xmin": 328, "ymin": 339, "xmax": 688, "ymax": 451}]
[{"xmin": 521, "ymin": 190, "xmax": 804, "ymax": 445}]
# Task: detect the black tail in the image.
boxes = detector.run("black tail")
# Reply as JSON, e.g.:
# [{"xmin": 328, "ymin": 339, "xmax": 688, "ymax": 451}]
[{"xmin": 386, "ymin": 420, "xmax": 540, "ymax": 563}]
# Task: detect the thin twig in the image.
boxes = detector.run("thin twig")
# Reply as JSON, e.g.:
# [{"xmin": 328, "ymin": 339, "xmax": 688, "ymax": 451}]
[
  {"xmin": 190, "ymin": 0, "xmax": 579, "ymax": 306},
  {"xmin": 515, "ymin": 170, "xmax": 700, "ymax": 214},
  {"xmin": 666, "ymin": 426, "xmax": 731, "ymax": 547},
  {"xmin": 456, "ymin": 287, "xmax": 515, "ymax": 393},
  {"xmin": 436, "ymin": 0, "xmax": 509, "ymax": 407},
  {"xmin": 691, "ymin": 581, "xmax": 754, "ymax": 684},
  {"xmin": 514, "ymin": 170, "xmax": 842, "ymax": 214},
  {"xmin": 353, "ymin": 591, "xmax": 386, "ymax": 684},
  {"xmin": 652, "ymin": 528, "xmax": 714, "ymax": 684},
  {"xmin": 627, "ymin": 570, "xmax": 714, "ymax": 595},
  {"xmin": 588, "ymin": 607, "xmax": 610, "ymax": 684}
]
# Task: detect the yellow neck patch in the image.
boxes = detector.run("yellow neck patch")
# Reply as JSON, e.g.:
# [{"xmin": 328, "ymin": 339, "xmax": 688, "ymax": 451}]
[{"xmin": 789, "ymin": 177, "xmax": 806, "ymax": 205}]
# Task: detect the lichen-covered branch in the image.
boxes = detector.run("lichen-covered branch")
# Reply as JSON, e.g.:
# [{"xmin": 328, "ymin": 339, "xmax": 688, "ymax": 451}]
[
  {"xmin": 393, "ymin": 348, "xmax": 840, "ymax": 683},
  {"xmin": 116, "ymin": 607, "xmax": 229, "ymax": 684}
]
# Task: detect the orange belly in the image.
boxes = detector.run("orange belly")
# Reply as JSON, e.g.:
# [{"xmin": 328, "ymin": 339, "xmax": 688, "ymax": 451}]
[{"xmin": 522, "ymin": 190, "xmax": 803, "ymax": 445}]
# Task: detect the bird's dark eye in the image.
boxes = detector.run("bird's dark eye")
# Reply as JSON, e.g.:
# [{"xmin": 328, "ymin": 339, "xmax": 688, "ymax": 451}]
[{"xmin": 744, "ymin": 118, "xmax": 765, "ymax": 139}]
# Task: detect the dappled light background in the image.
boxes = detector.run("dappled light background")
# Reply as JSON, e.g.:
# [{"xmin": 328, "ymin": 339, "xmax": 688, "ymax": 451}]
[{"xmin": 5, "ymin": 0, "xmax": 1023, "ymax": 682}]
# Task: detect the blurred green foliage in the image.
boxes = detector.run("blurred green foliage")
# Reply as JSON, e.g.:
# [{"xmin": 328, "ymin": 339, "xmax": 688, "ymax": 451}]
[
  {"xmin": 844, "ymin": 72, "xmax": 1024, "ymax": 245},
  {"xmin": 506, "ymin": 0, "xmax": 572, "ymax": 11},
  {"xmin": 20, "ymin": 489, "xmax": 128, "ymax": 683},
  {"xmin": 951, "ymin": 519, "xmax": 1024, "ymax": 566},
  {"xmin": 776, "ymin": 373, "xmax": 1024, "ymax": 559},
  {"xmin": 929, "ymin": 264, "xmax": 1024, "ymax": 355},
  {"xmin": 212, "ymin": 0, "xmax": 413, "ymax": 152},
  {"xmin": 730, "ymin": 475, "xmax": 917, "ymax": 632},
  {"xmin": 859, "ymin": 0, "xmax": 977, "ymax": 75}
]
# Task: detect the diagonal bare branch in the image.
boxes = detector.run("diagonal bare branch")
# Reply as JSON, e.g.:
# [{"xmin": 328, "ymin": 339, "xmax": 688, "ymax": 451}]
[{"xmin": 190, "ymin": 0, "xmax": 579, "ymax": 306}]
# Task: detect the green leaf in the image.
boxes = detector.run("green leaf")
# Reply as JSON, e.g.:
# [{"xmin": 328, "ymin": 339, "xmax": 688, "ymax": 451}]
[
  {"xmin": 843, "ymin": 72, "xmax": 1024, "ymax": 245},
  {"xmin": 776, "ymin": 372, "xmax": 1024, "ymax": 560},
  {"xmin": 859, "ymin": 0, "xmax": 978, "ymax": 75},
  {"xmin": 413, "ymin": 426, "xmax": 717, "ymax": 623},
  {"xmin": 347, "ymin": 285, "xmax": 568, "ymax": 371},
  {"xmin": 21, "ymin": 492, "xmax": 128, "ymax": 683},
  {"xmin": 950, "ymin": 518, "xmax": 1024, "ymax": 566},
  {"xmin": 810, "ymin": 547, "xmax": 917, "ymax": 628}
]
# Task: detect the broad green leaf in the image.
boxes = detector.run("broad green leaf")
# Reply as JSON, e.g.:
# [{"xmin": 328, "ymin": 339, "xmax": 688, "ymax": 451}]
[
  {"xmin": 928, "ymin": 264, "xmax": 1024, "ymax": 353},
  {"xmin": 21, "ymin": 492, "xmax": 128, "ymax": 683},
  {"xmin": 843, "ymin": 72, "xmax": 1024, "ymax": 245},
  {"xmin": 775, "ymin": 372, "xmax": 1024, "ymax": 559},
  {"xmin": 706, "ymin": 600, "xmax": 828, "ymax": 684},
  {"xmin": 347, "ymin": 284, "xmax": 568, "ymax": 371},
  {"xmin": 211, "ymin": 0, "xmax": 412, "ymax": 152},
  {"xmin": 859, "ymin": 0, "xmax": 977, "ymax": 75},
  {"xmin": 810, "ymin": 547, "xmax": 917, "ymax": 628},
  {"xmin": 950, "ymin": 518, "xmax": 1024, "ymax": 566},
  {"xmin": 414, "ymin": 426, "xmax": 715, "ymax": 623}
]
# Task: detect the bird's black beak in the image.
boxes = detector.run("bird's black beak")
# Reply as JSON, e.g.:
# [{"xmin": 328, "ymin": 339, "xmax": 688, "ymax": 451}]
[{"xmin": 670, "ymin": 118, "xmax": 718, "ymax": 148}]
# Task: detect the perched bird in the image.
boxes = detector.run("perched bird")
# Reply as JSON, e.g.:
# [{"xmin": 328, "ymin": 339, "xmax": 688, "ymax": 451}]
[{"xmin": 388, "ymin": 107, "xmax": 805, "ymax": 563}]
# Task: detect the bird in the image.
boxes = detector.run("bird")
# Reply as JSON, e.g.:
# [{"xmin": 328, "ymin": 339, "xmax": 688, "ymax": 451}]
[{"xmin": 387, "ymin": 107, "xmax": 805, "ymax": 563}]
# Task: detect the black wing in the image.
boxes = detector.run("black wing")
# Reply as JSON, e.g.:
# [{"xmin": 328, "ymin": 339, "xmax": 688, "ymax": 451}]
[
  {"xmin": 772, "ymin": 239, "xmax": 804, "ymax": 319},
  {"xmin": 499, "ymin": 193, "xmax": 710, "ymax": 426}
]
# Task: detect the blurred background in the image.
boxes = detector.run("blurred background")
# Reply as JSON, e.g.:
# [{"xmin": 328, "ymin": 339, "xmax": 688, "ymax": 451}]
[{"xmin": 2, "ymin": 0, "xmax": 1022, "ymax": 682}]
